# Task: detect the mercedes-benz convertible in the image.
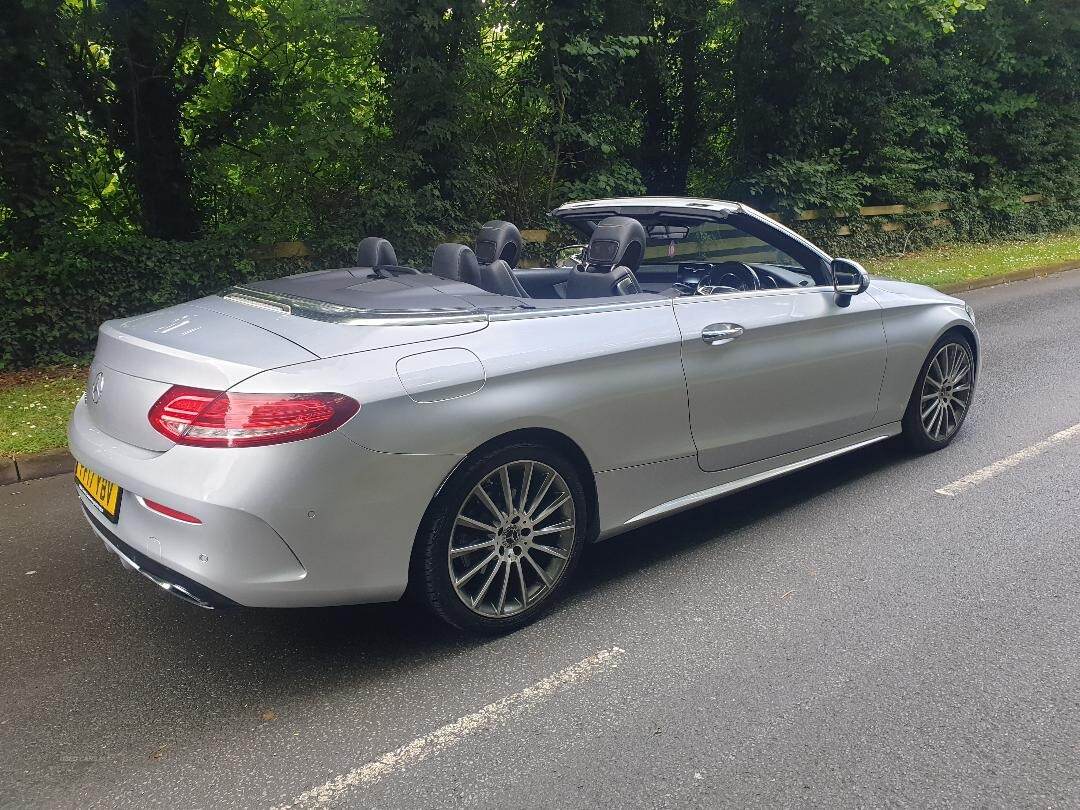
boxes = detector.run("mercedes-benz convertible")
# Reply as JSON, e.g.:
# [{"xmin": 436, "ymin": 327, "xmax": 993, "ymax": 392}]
[{"xmin": 69, "ymin": 197, "xmax": 978, "ymax": 631}]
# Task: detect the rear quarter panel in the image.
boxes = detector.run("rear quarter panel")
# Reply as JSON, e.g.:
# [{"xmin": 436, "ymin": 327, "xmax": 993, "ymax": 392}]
[{"xmin": 238, "ymin": 301, "xmax": 694, "ymax": 474}]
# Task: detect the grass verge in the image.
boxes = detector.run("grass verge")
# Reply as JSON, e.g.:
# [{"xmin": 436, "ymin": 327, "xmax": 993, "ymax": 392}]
[
  {"xmin": 1, "ymin": 231, "xmax": 1078, "ymax": 460},
  {"xmin": 0, "ymin": 366, "xmax": 86, "ymax": 456},
  {"xmin": 865, "ymin": 229, "xmax": 1080, "ymax": 287}
]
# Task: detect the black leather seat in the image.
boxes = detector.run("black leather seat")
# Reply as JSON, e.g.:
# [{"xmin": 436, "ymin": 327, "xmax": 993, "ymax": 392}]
[
  {"xmin": 475, "ymin": 221, "xmax": 523, "ymax": 268},
  {"xmin": 565, "ymin": 216, "xmax": 645, "ymax": 298},
  {"xmin": 472, "ymin": 220, "xmax": 530, "ymax": 298},
  {"xmin": 480, "ymin": 259, "xmax": 529, "ymax": 298},
  {"xmin": 431, "ymin": 243, "xmax": 482, "ymax": 287},
  {"xmin": 356, "ymin": 236, "xmax": 398, "ymax": 267}
]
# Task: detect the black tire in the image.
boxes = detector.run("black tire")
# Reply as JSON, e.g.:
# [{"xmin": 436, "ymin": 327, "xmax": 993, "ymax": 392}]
[
  {"xmin": 901, "ymin": 332, "xmax": 975, "ymax": 453},
  {"xmin": 412, "ymin": 442, "xmax": 588, "ymax": 634}
]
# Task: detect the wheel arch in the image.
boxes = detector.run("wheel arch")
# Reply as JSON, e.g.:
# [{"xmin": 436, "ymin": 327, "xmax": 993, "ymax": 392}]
[
  {"xmin": 408, "ymin": 427, "xmax": 601, "ymax": 590},
  {"xmin": 455, "ymin": 428, "xmax": 600, "ymax": 542},
  {"xmin": 936, "ymin": 322, "xmax": 980, "ymax": 380}
]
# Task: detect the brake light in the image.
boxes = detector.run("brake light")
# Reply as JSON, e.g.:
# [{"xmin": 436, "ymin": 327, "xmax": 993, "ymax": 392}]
[{"xmin": 148, "ymin": 386, "xmax": 359, "ymax": 448}]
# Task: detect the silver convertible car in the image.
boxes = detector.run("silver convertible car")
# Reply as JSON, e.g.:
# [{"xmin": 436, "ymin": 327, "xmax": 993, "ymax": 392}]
[{"xmin": 69, "ymin": 197, "xmax": 978, "ymax": 632}]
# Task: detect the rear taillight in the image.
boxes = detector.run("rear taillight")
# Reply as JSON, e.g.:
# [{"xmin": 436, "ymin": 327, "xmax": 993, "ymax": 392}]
[{"xmin": 148, "ymin": 386, "xmax": 359, "ymax": 448}]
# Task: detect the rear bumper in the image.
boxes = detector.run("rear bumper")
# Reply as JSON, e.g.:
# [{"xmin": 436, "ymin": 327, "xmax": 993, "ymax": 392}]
[
  {"xmin": 82, "ymin": 504, "xmax": 237, "ymax": 609},
  {"xmin": 68, "ymin": 397, "xmax": 463, "ymax": 608}
]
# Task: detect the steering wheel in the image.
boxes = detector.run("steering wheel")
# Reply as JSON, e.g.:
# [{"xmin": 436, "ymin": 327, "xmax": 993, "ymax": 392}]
[
  {"xmin": 698, "ymin": 261, "xmax": 761, "ymax": 294},
  {"xmin": 676, "ymin": 263, "xmax": 714, "ymax": 286}
]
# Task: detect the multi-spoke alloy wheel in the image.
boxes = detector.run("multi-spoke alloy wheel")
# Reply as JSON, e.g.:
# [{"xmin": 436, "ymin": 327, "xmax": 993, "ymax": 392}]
[
  {"xmin": 414, "ymin": 443, "xmax": 586, "ymax": 632},
  {"xmin": 448, "ymin": 461, "xmax": 576, "ymax": 618},
  {"xmin": 903, "ymin": 335, "xmax": 975, "ymax": 451},
  {"xmin": 919, "ymin": 341, "xmax": 973, "ymax": 441}
]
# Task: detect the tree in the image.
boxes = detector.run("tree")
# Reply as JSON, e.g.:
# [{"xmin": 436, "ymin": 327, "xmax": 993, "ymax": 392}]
[
  {"xmin": 0, "ymin": 0, "xmax": 78, "ymax": 248},
  {"xmin": 100, "ymin": 0, "xmax": 234, "ymax": 240},
  {"xmin": 1, "ymin": 0, "xmax": 1076, "ymax": 253},
  {"xmin": 727, "ymin": 0, "xmax": 990, "ymax": 210},
  {"xmin": 635, "ymin": 0, "xmax": 716, "ymax": 194},
  {"xmin": 367, "ymin": 0, "xmax": 483, "ymax": 198}
]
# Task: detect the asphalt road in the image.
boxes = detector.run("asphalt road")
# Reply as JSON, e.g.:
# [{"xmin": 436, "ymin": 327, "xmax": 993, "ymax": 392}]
[{"xmin": 3, "ymin": 271, "xmax": 1079, "ymax": 809}]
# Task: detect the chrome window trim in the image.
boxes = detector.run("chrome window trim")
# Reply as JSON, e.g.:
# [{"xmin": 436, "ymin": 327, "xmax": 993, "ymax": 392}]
[
  {"xmin": 223, "ymin": 258, "xmax": 838, "ymax": 327},
  {"xmin": 223, "ymin": 281, "xmax": 844, "ymax": 326},
  {"xmin": 488, "ymin": 283, "xmax": 838, "ymax": 321},
  {"xmin": 221, "ymin": 290, "xmax": 293, "ymax": 314},
  {"xmin": 672, "ymin": 284, "xmax": 838, "ymax": 305},
  {"xmin": 487, "ymin": 297, "xmax": 673, "ymax": 321},
  {"xmin": 222, "ymin": 286, "xmax": 491, "ymax": 326}
]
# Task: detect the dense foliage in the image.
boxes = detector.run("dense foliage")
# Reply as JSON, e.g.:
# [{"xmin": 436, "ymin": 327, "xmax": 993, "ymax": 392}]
[{"xmin": 1, "ymin": 0, "xmax": 1077, "ymax": 366}]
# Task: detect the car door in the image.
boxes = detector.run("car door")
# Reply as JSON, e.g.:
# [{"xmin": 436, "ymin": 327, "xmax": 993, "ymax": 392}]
[
  {"xmin": 676, "ymin": 288, "xmax": 887, "ymax": 471},
  {"xmin": 666, "ymin": 216, "xmax": 887, "ymax": 472}
]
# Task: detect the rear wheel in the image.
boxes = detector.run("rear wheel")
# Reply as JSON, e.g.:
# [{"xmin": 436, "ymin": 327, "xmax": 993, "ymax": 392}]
[
  {"xmin": 902, "ymin": 334, "xmax": 975, "ymax": 452},
  {"xmin": 413, "ymin": 443, "xmax": 587, "ymax": 633}
]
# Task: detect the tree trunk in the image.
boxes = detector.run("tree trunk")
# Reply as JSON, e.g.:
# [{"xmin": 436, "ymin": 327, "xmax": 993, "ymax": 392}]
[
  {"xmin": 670, "ymin": 9, "xmax": 704, "ymax": 193},
  {"xmin": 731, "ymin": 0, "xmax": 805, "ymax": 180},
  {"xmin": 638, "ymin": 13, "xmax": 674, "ymax": 194},
  {"xmin": 0, "ymin": 1, "xmax": 68, "ymax": 248},
  {"xmin": 108, "ymin": 0, "xmax": 200, "ymax": 240},
  {"xmin": 637, "ymin": 0, "xmax": 708, "ymax": 195},
  {"xmin": 372, "ymin": 0, "xmax": 482, "ymax": 197}
]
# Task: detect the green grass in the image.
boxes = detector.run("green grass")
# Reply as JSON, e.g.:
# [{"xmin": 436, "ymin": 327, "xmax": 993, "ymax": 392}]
[
  {"xmin": 1, "ymin": 230, "xmax": 1078, "ymax": 458},
  {"xmin": 0, "ymin": 368, "xmax": 86, "ymax": 456},
  {"xmin": 866, "ymin": 229, "xmax": 1080, "ymax": 287}
]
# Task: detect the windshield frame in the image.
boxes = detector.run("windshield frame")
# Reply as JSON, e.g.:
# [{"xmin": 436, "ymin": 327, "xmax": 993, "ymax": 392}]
[{"xmin": 551, "ymin": 203, "xmax": 832, "ymax": 286}]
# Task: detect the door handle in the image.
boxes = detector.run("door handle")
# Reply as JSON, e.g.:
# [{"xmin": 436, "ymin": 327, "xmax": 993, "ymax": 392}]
[{"xmin": 701, "ymin": 323, "xmax": 744, "ymax": 346}]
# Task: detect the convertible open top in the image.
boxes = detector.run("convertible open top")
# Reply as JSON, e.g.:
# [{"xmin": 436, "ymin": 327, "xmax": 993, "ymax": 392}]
[
  {"xmin": 222, "ymin": 197, "xmax": 835, "ymax": 324},
  {"xmin": 228, "ymin": 268, "xmax": 527, "ymax": 323}
]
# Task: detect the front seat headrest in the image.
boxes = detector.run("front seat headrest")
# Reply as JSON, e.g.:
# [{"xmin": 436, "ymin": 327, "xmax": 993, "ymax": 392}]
[
  {"xmin": 356, "ymin": 237, "xmax": 398, "ymax": 267},
  {"xmin": 475, "ymin": 220, "xmax": 523, "ymax": 268},
  {"xmin": 585, "ymin": 216, "xmax": 646, "ymax": 273},
  {"xmin": 431, "ymin": 243, "xmax": 482, "ymax": 287}
]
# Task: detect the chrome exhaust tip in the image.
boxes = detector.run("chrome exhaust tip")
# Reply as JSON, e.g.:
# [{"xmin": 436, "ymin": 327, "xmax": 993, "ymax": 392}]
[{"xmin": 103, "ymin": 538, "xmax": 215, "ymax": 610}]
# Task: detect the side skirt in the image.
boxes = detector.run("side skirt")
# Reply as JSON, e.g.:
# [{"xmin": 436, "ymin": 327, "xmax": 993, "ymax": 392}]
[{"xmin": 596, "ymin": 423, "xmax": 901, "ymax": 539}]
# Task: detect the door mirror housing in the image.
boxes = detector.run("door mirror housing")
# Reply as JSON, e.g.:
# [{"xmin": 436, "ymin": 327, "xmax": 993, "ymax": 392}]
[{"xmin": 831, "ymin": 258, "xmax": 870, "ymax": 296}]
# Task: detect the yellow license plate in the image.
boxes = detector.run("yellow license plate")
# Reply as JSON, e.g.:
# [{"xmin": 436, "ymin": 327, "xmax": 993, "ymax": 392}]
[{"xmin": 75, "ymin": 463, "xmax": 123, "ymax": 523}]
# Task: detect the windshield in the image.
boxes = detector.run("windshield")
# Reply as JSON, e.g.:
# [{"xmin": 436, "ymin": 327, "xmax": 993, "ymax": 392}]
[
  {"xmin": 558, "ymin": 210, "xmax": 828, "ymax": 286},
  {"xmin": 641, "ymin": 220, "xmax": 802, "ymax": 267}
]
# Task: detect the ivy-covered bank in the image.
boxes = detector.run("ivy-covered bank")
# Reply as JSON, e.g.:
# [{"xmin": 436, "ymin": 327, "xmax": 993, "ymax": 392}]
[{"xmin": 0, "ymin": 233, "xmax": 305, "ymax": 369}]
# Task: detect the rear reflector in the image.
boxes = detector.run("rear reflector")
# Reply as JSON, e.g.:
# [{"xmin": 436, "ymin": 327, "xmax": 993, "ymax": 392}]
[
  {"xmin": 142, "ymin": 498, "xmax": 203, "ymax": 524},
  {"xmin": 148, "ymin": 386, "xmax": 360, "ymax": 448}
]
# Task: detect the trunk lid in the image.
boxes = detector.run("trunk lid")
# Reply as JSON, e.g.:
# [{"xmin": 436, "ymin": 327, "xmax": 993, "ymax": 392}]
[{"xmin": 87, "ymin": 303, "xmax": 320, "ymax": 450}]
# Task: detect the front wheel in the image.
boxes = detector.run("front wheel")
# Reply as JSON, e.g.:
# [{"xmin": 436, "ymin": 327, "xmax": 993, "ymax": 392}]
[
  {"xmin": 413, "ymin": 443, "xmax": 587, "ymax": 633},
  {"xmin": 902, "ymin": 334, "xmax": 975, "ymax": 452}
]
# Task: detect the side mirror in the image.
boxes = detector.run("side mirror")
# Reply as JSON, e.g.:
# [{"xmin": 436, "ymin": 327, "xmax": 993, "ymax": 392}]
[
  {"xmin": 831, "ymin": 258, "xmax": 870, "ymax": 296},
  {"xmin": 556, "ymin": 244, "xmax": 586, "ymax": 268}
]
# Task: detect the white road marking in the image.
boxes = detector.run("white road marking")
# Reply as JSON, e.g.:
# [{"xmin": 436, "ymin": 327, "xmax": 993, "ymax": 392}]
[
  {"xmin": 935, "ymin": 422, "xmax": 1080, "ymax": 496},
  {"xmin": 274, "ymin": 646, "xmax": 626, "ymax": 809}
]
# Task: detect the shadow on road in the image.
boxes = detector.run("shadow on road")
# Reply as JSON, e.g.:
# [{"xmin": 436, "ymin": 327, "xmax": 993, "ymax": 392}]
[
  {"xmin": 575, "ymin": 436, "xmax": 909, "ymax": 595},
  {"xmin": 163, "ymin": 435, "xmax": 910, "ymax": 663}
]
